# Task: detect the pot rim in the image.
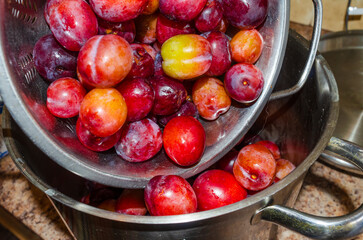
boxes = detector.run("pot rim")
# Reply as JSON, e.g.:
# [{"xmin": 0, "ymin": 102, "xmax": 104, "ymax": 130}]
[{"xmin": 3, "ymin": 31, "xmax": 340, "ymax": 225}]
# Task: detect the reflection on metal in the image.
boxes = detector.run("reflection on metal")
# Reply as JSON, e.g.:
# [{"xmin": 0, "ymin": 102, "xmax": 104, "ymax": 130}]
[
  {"xmin": 270, "ymin": 0, "xmax": 322, "ymax": 101},
  {"xmin": 318, "ymin": 30, "xmax": 363, "ymax": 175},
  {"xmin": 348, "ymin": 6, "xmax": 363, "ymax": 16},
  {"xmin": 255, "ymin": 137, "xmax": 363, "ymax": 240}
]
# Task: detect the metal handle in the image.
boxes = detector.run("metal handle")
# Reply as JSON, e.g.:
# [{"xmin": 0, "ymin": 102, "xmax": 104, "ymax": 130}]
[
  {"xmin": 270, "ymin": 0, "xmax": 323, "ymax": 101},
  {"xmin": 252, "ymin": 137, "xmax": 363, "ymax": 239},
  {"xmin": 320, "ymin": 138, "xmax": 363, "ymax": 176},
  {"xmin": 345, "ymin": 0, "xmax": 363, "ymax": 31}
]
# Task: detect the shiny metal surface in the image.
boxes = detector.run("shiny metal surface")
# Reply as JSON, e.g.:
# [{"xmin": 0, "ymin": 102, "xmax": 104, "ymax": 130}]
[
  {"xmin": 270, "ymin": 0, "xmax": 322, "ymax": 101},
  {"xmin": 3, "ymin": 31, "xmax": 348, "ymax": 240},
  {"xmin": 253, "ymin": 137, "xmax": 363, "ymax": 240},
  {"xmin": 0, "ymin": 0, "xmax": 290, "ymax": 188},
  {"xmin": 318, "ymin": 30, "xmax": 363, "ymax": 175}
]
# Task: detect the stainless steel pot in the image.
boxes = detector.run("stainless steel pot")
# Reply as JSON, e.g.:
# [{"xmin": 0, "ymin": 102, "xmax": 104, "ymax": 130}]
[
  {"xmin": 318, "ymin": 30, "xmax": 363, "ymax": 176},
  {"xmin": 2, "ymin": 31, "xmax": 363, "ymax": 240}
]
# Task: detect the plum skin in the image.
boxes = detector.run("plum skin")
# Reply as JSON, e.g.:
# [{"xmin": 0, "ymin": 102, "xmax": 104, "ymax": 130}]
[
  {"xmin": 193, "ymin": 169, "xmax": 247, "ymax": 211},
  {"xmin": 192, "ymin": 77, "xmax": 231, "ymax": 121},
  {"xmin": 46, "ymin": 77, "xmax": 86, "ymax": 118},
  {"xmin": 45, "ymin": 0, "xmax": 98, "ymax": 51},
  {"xmin": 163, "ymin": 116, "xmax": 206, "ymax": 166},
  {"xmin": 115, "ymin": 118, "xmax": 163, "ymax": 163},
  {"xmin": 33, "ymin": 34, "xmax": 78, "ymax": 82},
  {"xmin": 224, "ymin": 63, "xmax": 264, "ymax": 104},
  {"xmin": 233, "ymin": 144, "xmax": 276, "ymax": 191},
  {"xmin": 77, "ymin": 34, "xmax": 133, "ymax": 89},
  {"xmin": 79, "ymin": 88, "xmax": 128, "ymax": 137},
  {"xmin": 144, "ymin": 175, "xmax": 197, "ymax": 216},
  {"xmin": 159, "ymin": 0, "xmax": 208, "ymax": 22},
  {"xmin": 161, "ymin": 34, "xmax": 212, "ymax": 80}
]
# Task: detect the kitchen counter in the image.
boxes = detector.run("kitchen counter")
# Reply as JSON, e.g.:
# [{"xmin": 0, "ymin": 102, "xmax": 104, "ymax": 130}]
[{"xmin": 0, "ymin": 23, "xmax": 362, "ymax": 240}]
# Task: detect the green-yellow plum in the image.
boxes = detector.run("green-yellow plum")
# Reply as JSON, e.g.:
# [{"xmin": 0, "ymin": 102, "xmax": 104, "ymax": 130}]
[{"xmin": 161, "ymin": 34, "xmax": 212, "ymax": 80}]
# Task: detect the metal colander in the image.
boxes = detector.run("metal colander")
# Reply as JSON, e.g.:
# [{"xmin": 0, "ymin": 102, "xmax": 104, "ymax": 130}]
[{"xmin": 0, "ymin": 0, "xmax": 322, "ymax": 188}]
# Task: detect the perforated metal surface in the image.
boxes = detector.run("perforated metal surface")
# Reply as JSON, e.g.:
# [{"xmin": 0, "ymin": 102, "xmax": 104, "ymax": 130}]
[{"xmin": 0, "ymin": 0, "xmax": 289, "ymax": 188}]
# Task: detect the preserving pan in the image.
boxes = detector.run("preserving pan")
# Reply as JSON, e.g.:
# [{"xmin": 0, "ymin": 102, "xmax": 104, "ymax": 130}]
[
  {"xmin": 318, "ymin": 30, "xmax": 363, "ymax": 176},
  {"xmin": 2, "ymin": 31, "xmax": 363, "ymax": 240},
  {"xmin": 0, "ymin": 0, "xmax": 322, "ymax": 188}
]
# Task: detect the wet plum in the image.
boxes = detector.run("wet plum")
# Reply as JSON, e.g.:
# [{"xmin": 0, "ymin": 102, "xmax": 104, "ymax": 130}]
[
  {"xmin": 46, "ymin": 77, "xmax": 86, "ymax": 118},
  {"xmin": 135, "ymin": 14, "xmax": 158, "ymax": 44},
  {"xmin": 116, "ymin": 189, "xmax": 148, "ymax": 215},
  {"xmin": 158, "ymin": 101, "xmax": 198, "ymax": 126},
  {"xmin": 142, "ymin": 0, "xmax": 159, "ymax": 15},
  {"xmin": 140, "ymin": 44, "xmax": 157, "ymax": 60},
  {"xmin": 115, "ymin": 119, "xmax": 162, "ymax": 162},
  {"xmin": 193, "ymin": 169, "xmax": 247, "ymax": 211},
  {"xmin": 233, "ymin": 144, "xmax": 276, "ymax": 191},
  {"xmin": 215, "ymin": 148, "xmax": 239, "ymax": 174},
  {"xmin": 202, "ymin": 31, "xmax": 232, "ymax": 76},
  {"xmin": 153, "ymin": 52, "xmax": 165, "ymax": 76},
  {"xmin": 156, "ymin": 14, "xmax": 196, "ymax": 45},
  {"xmin": 76, "ymin": 118, "xmax": 122, "ymax": 152},
  {"xmin": 216, "ymin": 17, "xmax": 229, "ymax": 33},
  {"xmin": 192, "ymin": 77, "xmax": 231, "ymax": 120},
  {"xmin": 218, "ymin": 0, "xmax": 268, "ymax": 29},
  {"xmin": 163, "ymin": 116, "xmax": 206, "ymax": 166},
  {"xmin": 89, "ymin": 0, "xmax": 148, "ymax": 22},
  {"xmin": 159, "ymin": 0, "xmax": 207, "ymax": 22},
  {"xmin": 98, "ymin": 18, "xmax": 136, "ymax": 43},
  {"xmin": 224, "ymin": 63, "xmax": 264, "ymax": 103},
  {"xmin": 231, "ymin": 29, "xmax": 264, "ymax": 64},
  {"xmin": 33, "ymin": 34, "xmax": 78, "ymax": 82},
  {"xmin": 274, "ymin": 159, "xmax": 296, "ymax": 182},
  {"xmin": 195, "ymin": 0, "xmax": 223, "ymax": 33},
  {"xmin": 144, "ymin": 175, "xmax": 197, "ymax": 216},
  {"xmin": 116, "ymin": 78, "xmax": 154, "ymax": 122},
  {"xmin": 161, "ymin": 34, "xmax": 212, "ymax": 80},
  {"xmin": 148, "ymin": 76, "xmax": 187, "ymax": 116},
  {"xmin": 77, "ymin": 35, "xmax": 133, "ymax": 88},
  {"xmin": 45, "ymin": 0, "xmax": 98, "ymax": 51},
  {"xmin": 256, "ymin": 140, "xmax": 281, "ymax": 160},
  {"xmin": 127, "ymin": 43, "xmax": 155, "ymax": 79},
  {"xmin": 79, "ymin": 88, "xmax": 127, "ymax": 137}
]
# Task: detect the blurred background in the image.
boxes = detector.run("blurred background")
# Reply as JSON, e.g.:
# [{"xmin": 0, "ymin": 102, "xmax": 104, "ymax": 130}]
[{"xmin": 291, "ymin": 0, "xmax": 363, "ymax": 31}]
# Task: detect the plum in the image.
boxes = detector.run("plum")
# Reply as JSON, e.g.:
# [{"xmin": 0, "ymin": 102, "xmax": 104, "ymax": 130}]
[
  {"xmin": 161, "ymin": 34, "xmax": 212, "ymax": 80},
  {"xmin": 33, "ymin": 34, "xmax": 78, "ymax": 82},
  {"xmin": 45, "ymin": 0, "xmax": 98, "ymax": 51},
  {"xmin": 144, "ymin": 175, "xmax": 197, "ymax": 216},
  {"xmin": 193, "ymin": 169, "xmax": 247, "ymax": 211},
  {"xmin": 163, "ymin": 116, "xmax": 206, "ymax": 166},
  {"xmin": 233, "ymin": 144, "xmax": 276, "ymax": 191},
  {"xmin": 46, "ymin": 77, "xmax": 86, "ymax": 118},
  {"xmin": 79, "ymin": 88, "xmax": 127, "ymax": 137},
  {"xmin": 224, "ymin": 63, "xmax": 264, "ymax": 103},
  {"xmin": 218, "ymin": 0, "xmax": 268, "ymax": 29}
]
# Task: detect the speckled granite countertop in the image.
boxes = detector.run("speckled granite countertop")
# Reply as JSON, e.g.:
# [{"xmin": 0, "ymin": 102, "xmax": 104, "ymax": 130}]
[{"xmin": 0, "ymin": 23, "xmax": 362, "ymax": 240}]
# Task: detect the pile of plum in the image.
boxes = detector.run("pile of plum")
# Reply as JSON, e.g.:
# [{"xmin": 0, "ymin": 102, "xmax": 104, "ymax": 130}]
[
  {"xmin": 81, "ymin": 139, "xmax": 296, "ymax": 216},
  {"xmin": 34, "ymin": 0, "xmax": 267, "ymax": 166},
  {"xmin": 32, "ymin": 0, "xmax": 297, "ymax": 216}
]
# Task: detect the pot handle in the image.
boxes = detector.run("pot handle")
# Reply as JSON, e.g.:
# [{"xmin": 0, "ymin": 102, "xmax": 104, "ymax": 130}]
[
  {"xmin": 252, "ymin": 137, "xmax": 363, "ymax": 240},
  {"xmin": 320, "ymin": 139, "xmax": 363, "ymax": 176},
  {"xmin": 269, "ymin": 0, "xmax": 322, "ymax": 101}
]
